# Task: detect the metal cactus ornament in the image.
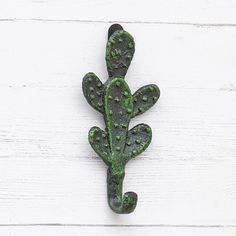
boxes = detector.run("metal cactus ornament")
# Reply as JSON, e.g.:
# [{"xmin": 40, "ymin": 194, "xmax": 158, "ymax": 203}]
[{"xmin": 82, "ymin": 24, "xmax": 160, "ymax": 214}]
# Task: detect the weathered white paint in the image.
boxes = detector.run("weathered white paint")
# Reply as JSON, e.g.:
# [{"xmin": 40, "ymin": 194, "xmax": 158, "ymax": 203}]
[
  {"xmin": 0, "ymin": 1, "xmax": 235, "ymax": 235},
  {"xmin": 0, "ymin": 226, "xmax": 236, "ymax": 236},
  {"xmin": 0, "ymin": 0, "xmax": 236, "ymax": 24}
]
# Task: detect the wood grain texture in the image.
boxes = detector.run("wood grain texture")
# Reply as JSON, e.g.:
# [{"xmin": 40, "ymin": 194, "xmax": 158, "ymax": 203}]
[
  {"xmin": 0, "ymin": 0, "xmax": 236, "ymax": 234},
  {"xmin": 0, "ymin": 22, "xmax": 235, "ymax": 227},
  {"xmin": 0, "ymin": 0, "xmax": 236, "ymax": 24},
  {"xmin": 0, "ymin": 226, "xmax": 236, "ymax": 236}
]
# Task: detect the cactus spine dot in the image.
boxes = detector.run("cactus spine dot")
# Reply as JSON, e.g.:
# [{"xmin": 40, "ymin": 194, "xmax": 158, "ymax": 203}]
[
  {"xmin": 116, "ymin": 81, "xmax": 121, "ymax": 87},
  {"xmin": 142, "ymin": 95, "xmax": 148, "ymax": 102},
  {"xmin": 135, "ymin": 139, "xmax": 141, "ymax": 144},
  {"xmin": 126, "ymin": 140, "xmax": 131, "ymax": 146}
]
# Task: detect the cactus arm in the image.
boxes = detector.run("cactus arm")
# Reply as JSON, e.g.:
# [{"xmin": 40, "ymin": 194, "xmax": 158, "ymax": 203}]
[
  {"xmin": 132, "ymin": 84, "xmax": 160, "ymax": 117},
  {"xmin": 123, "ymin": 123, "xmax": 152, "ymax": 163},
  {"xmin": 82, "ymin": 72, "xmax": 104, "ymax": 113},
  {"xmin": 106, "ymin": 30, "xmax": 135, "ymax": 78},
  {"xmin": 88, "ymin": 126, "xmax": 111, "ymax": 166},
  {"xmin": 104, "ymin": 77, "xmax": 133, "ymax": 155}
]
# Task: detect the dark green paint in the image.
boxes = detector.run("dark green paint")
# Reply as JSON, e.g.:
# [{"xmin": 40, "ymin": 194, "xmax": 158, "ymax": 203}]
[{"xmin": 82, "ymin": 24, "xmax": 160, "ymax": 214}]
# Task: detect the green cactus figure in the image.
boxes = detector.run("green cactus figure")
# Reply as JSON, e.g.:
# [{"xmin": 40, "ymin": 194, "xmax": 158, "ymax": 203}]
[{"xmin": 82, "ymin": 24, "xmax": 160, "ymax": 214}]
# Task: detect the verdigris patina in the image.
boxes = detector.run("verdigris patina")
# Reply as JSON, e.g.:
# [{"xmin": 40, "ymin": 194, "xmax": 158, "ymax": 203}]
[{"xmin": 82, "ymin": 24, "xmax": 160, "ymax": 214}]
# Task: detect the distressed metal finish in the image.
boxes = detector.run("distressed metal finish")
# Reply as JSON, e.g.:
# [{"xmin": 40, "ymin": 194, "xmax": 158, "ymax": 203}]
[{"xmin": 82, "ymin": 24, "xmax": 160, "ymax": 214}]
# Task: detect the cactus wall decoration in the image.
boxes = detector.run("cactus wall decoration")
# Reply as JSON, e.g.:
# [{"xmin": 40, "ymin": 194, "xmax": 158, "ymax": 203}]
[{"xmin": 82, "ymin": 24, "xmax": 160, "ymax": 214}]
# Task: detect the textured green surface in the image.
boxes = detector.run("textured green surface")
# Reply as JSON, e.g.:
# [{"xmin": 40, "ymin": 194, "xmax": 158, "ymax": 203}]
[
  {"xmin": 106, "ymin": 30, "xmax": 135, "ymax": 77},
  {"xmin": 82, "ymin": 72, "xmax": 104, "ymax": 113},
  {"xmin": 83, "ymin": 24, "xmax": 160, "ymax": 214}
]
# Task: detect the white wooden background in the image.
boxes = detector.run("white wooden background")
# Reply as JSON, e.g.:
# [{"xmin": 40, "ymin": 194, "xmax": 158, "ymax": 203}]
[{"xmin": 0, "ymin": 1, "xmax": 236, "ymax": 235}]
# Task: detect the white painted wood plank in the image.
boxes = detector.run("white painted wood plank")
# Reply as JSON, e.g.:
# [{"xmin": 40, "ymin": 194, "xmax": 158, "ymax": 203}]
[
  {"xmin": 0, "ymin": 0, "xmax": 236, "ymax": 24},
  {"xmin": 0, "ymin": 226, "xmax": 235, "ymax": 236},
  {"xmin": 0, "ymin": 22, "xmax": 236, "ymax": 90},
  {"xmin": 0, "ymin": 22, "xmax": 235, "ymax": 225}
]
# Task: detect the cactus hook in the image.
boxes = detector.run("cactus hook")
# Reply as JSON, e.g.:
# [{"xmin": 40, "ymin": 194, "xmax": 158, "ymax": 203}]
[{"xmin": 82, "ymin": 24, "xmax": 160, "ymax": 214}]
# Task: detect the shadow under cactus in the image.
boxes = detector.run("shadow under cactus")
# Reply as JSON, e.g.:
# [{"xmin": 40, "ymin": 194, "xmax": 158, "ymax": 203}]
[{"xmin": 82, "ymin": 24, "xmax": 160, "ymax": 214}]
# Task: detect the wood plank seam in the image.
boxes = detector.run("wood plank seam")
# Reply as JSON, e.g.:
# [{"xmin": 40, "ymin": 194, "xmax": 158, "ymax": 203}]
[{"xmin": 0, "ymin": 18, "xmax": 236, "ymax": 27}]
